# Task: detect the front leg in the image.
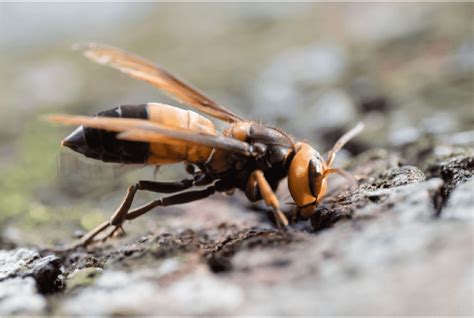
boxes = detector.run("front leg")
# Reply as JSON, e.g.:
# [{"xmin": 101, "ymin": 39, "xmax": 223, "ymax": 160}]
[{"xmin": 246, "ymin": 170, "xmax": 289, "ymax": 228}]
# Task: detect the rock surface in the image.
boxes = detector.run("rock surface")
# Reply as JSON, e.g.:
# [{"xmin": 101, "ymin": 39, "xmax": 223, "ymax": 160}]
[
  {"xmin": 0, "ymin": 249, "xmax": 63, "ymax": 315},
  {"xmin": 1, "ymin": 147, "xmax": 472, "ymax": 316},
  {"xmin": 0, "ymin": 3, "xmax": 472, "ymax": 316}
]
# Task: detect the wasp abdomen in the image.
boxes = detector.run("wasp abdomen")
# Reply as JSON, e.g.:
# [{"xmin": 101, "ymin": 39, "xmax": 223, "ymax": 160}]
[
  {"xmin": 146, "ymin": 103, "xmax": 217, "ymax": 165},
  {"xmin": 62, "ymin": 104, "xmax": 150, "ymax": 163},
  {"xmin": 62, "ymin": 103, "xmax": 217, "ymax": 165}
]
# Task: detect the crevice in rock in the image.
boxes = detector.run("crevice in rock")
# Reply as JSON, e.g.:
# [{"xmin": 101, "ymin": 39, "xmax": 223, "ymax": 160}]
[
  {"xmin": 0, "ymin": 252, "xmax": 64, "ymax": 295},
  {"xmin": 425, "ymin": 155, "xmax": 473, "ymax": 216}
]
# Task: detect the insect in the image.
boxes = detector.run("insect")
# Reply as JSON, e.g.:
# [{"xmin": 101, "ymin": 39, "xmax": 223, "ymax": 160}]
[{"xmin": 48, "ymin": 43, "xmax": 364, "ymax": 248}]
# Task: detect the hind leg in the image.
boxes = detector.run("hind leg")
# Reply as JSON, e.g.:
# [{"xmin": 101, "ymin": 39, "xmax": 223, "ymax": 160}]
[{"xmin": 68, "ymin": 178, "xmax": 207, "ymax": 249}]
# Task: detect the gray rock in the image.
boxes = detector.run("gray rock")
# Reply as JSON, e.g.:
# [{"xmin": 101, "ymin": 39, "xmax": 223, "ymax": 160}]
[
  {"xmin": 442, "ymin": 178, "xmax": 474, "ymax": 220},
  {"xmin": 1, "ymin": 146, "xmax": 472, "ymax": 317},
  {"xmin": 425, "ymin": 153, "xmax": 474, "ymax": 214},
  {"xmin": 61, "ymin": 270, "xmax": 161, "ymax": 316},
  {"xmin": 0, "ymin": 249, "xmax": 39, "ymax": 281},
  {"xmin": 165, "ymin": 272, "xmax": 244, "ymax": 315},
  {"xmin": 0, "ymin": 249, "xmax": 63, "ymax": 315},
  {"xmin": 232, "ymin": 179, "xmax": 472, "ymax": 316},
  {"xmin": 61, "ymin": 258, "xmax": 244, "ymax": 316},
  {"xmin": 0, "ymin": 277, "xmax": 47, "ymax": 315},
  {"xmin": 375, "ymin": 165, "xmax": 426, "ymax": 188},
  {"xmin": 0, "ymin": 248, "xmax": 63, "ymax": 292}
]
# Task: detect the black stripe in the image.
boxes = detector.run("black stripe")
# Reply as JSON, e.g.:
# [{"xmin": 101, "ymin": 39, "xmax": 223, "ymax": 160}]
[{"xmin": 83, "ymin": 104, "xmax": 150, "ymax": 164}]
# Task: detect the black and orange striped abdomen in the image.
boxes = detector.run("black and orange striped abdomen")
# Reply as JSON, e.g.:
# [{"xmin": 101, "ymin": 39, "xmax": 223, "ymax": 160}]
[
  {"xmin": 146, "ymin": 103, "xmax": 216, "ymax": 164},
  {"xmin": 61, "ymin": 103, "xmax": 216, "ymax": 165}
]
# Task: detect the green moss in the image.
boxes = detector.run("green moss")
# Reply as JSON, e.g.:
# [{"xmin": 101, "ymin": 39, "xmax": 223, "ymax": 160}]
[
  {"xmin": 80, "ymin": 211, "xmax": 106, "ymax": 231},
  {"xmin": 0, "ymin": 117, "xmax": 66, "ymax": 224},
  {"xmin": 65, "ymin": 267, "xmax": 103, "ymax": 293}
]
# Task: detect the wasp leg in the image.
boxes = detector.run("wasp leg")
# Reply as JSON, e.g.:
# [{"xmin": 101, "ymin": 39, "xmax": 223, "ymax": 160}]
[
  {"xmin": 80, "ymin": 184, "xmax": 216, "ymax": 249},
  {"xmin": 249, "ymin": 170, "xmax": 289, "ymax": 228},
  {"xmin": 68, "ymin": 178, "xmax": 201, "ymax": 250},
  {"xmin": 72, "ymin": 184, "xmax": 138, "ymax": 248},
  {"xmin": 98, "ymin": 185, "xmax": 217, "ymax": 242},
  {"xmin": 137, "ymin": 179, "xmax": 195, "ymax": 194},
  {"xmin": 108, "ymin": 179, "xmax": 199, "ymax": 228},
  {"xmin": 73, "ymin": 220, "xmax": 111, "ymax": 249},
  {"xmin": 124, "ymin": 185, "xmax": 216, "ymax": 221},
  {"xmin": 109, "ymin": 185, "xmax": 139, "ymax": 227}
]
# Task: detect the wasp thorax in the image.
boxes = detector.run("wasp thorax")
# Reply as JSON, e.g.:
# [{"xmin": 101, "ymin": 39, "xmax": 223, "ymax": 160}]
[{"xmin": 251, "ymin": 143, "xmax": 267, "ymax": 157}]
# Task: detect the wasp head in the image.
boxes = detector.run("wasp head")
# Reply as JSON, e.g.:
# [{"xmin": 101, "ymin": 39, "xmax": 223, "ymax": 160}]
[
  {"xmin": 287, "ymin": 143, "xmax": 328, "ymax": 219},
  {"xmin": 287, "ymin": 123, "xmax": 364, "ymax": 220}
]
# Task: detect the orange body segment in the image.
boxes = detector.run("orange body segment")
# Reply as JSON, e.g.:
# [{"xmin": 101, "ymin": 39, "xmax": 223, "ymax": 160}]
[{"xmin": 146, "ymin": 103, "xmax": 216, "ymax": 165}]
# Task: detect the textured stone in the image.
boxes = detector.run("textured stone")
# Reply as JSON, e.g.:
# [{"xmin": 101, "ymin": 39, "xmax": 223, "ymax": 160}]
[{"xmin": 0, "ymin": 277, "xmax": 47, "ymax": 315}]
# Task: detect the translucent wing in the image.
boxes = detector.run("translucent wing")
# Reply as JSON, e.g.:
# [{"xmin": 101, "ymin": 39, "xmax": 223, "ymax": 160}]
[
  {"xmin": 76, "ymin": 43, "xmax": 244, "ymax": 123},
  {"xmin": 46, "ymin": 114, "xmax": 252, "ymax": 156}
]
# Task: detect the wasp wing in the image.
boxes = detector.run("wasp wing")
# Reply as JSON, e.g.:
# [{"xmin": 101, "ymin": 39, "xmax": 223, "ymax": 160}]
[
  {"xmin": 75, "ymin": 43, "xmax": 243, "ymax": 123},
  {"xmin": 46, "ymin": 114, "xmax": 252, "ymax": 156}
]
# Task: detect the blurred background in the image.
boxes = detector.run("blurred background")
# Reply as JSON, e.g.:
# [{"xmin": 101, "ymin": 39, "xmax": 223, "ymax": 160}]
[{"xmin": 0, "ymin": 2, "xmax": 472, "ymax": 247}]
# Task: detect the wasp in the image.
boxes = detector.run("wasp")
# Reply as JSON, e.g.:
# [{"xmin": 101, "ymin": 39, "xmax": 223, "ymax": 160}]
[{"xmin": 48, "ymin": 43, "xmax": 364, "ymax": 248}]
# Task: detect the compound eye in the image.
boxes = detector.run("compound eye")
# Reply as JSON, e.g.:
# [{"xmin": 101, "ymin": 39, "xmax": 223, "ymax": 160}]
[{"xmin": 308, "ymin": 159, "xmax": 324, "ymax": 199}]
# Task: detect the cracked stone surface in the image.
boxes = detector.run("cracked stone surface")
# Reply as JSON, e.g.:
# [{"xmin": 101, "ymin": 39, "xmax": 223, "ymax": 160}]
[
  {"xmin": 0, "ymin": 249, "xmax": 63, "ymax": 315},
  {"xmin": 1, "ymin": 146, "xmax": 472, "ymax": 316}
]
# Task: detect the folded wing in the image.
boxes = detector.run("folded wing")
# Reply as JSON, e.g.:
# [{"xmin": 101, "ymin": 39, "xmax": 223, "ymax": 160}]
[{"xmin": 47, "ymin": 114, "xmax": 252, "ymax": 156}]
